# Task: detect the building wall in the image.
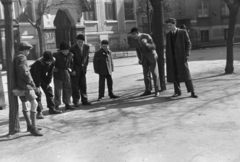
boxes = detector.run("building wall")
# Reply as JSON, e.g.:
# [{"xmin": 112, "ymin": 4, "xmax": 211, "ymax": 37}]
[
  {"xmin": 181, "ymin": 0, "xmax": 240, "ymax": 47},
  {"xmin": 83, "ymin": 0, "xmax": 137, "ymax": 52}
]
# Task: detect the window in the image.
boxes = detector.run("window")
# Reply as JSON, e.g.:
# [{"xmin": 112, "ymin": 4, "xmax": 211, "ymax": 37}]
[
  {"xmin": 14, "ymin": 0, "xmax": 34, "ymax": 22},
  {"xmin": 224, "ymin": 28, "xmax": 228, "ymax": 40},
  {"xmin": 105, "ymin": 0, "xmax": 116, "ymax": 20},
  {"xmin": 84, "ymin": 0, "xmax": 96, "ymax": 21},
  {"xmin": 124, "ymin": 0, "xmax": 134, "ymax": 20},
  {"xmin": 142, "ymin": 17, "xmax": 149, "ymax": 33},
  {"xmin": 221, "ymin": 0, "xmax": 229, "ymax": 16},
  {"xmin": 201, "ymin": 30, "xmax": 209, "ymax": 42},
  {"xmin": 198, "ymin": 0, "xmax": 209, "ymax": 17}
]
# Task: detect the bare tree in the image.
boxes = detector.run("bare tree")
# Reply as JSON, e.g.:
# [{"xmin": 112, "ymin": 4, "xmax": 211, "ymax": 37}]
[
  {"xmin": 149, "ymin": 0, "xmax": 166, "ymax": 91},
  {"xmin": 19, "ymin": 0, "xmax": 81, "ymax": 56},
  {"xmin": 224, "ymin": 0, "xmax": 240, "ymax": 74}
]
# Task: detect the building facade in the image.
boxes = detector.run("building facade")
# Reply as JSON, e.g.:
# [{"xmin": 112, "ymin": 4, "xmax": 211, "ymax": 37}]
[
  {"xmin": 0, "ymin": 0, "xmax": 138, "ymax": 64},
  {"xmin": 137, "ymin": 0, "xmax": 240, "ymax": 48},
  {"xmin": 0, "ymin": 0, "xmax": 240, "ymax": 65}
]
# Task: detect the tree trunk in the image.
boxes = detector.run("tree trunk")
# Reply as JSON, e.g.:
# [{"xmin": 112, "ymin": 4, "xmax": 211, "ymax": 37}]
[
  {"xmin": 36, "ymin": 26, "xmax": 44, "ymax": 56},
  {"xmin": 149, "ymin": 0, "xmax": 166, "ymax": 91},
  {"xmin": 1, "ymin": 0, "xmax": 20, "ymax": 135},
  {"xmin": 225, "ymin": 6, "xmax": 239, "ymax": 74}
]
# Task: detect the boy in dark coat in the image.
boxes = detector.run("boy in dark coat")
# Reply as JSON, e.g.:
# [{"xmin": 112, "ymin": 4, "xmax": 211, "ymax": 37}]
[
  {"xmin": 70, "ymin": 34, "xmax": 91, "ymax": 107},
  {"xmin": 53, "ymin": 41, "xmax": 75, "ymax": 110},
  {"xmin": 93, "ymin": 40, "xmax": 119, "ymax": 101},
  {"xmin": 14, "ymin": 41, "xmax": 43, "ymax": 136},
  {"xmin": 30, "ymin": 51, "xmax": 62, "ymax": 119}
]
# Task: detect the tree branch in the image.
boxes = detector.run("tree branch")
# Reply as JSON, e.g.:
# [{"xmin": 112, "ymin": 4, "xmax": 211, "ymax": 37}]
[
  {"xmin": 136, "ymin": 0, "xmax": 148, "ymax": 14},
  {"xmin": 23, "ymin": 11, "xmax": 37, "ymax": 28},
  {"xmin": 224, "ymin": 0, "xmax": 232, "ymax": 8}
]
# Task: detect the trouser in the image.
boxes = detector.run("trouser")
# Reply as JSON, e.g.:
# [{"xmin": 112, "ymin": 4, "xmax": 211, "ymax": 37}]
[
  {"xmin": 98, "ymin": 74, "xmax": 114, "ymax": 98},
  {"xmin": 142, "ymin": 58, "xmax": 160, "ymax": 93},
  {"xmin": 36, "ymin": 84, "xmax": 55, "ymax": 113},
  {"xmin": 54, "ymin": 79, "xmax": 72, "ymax": 106},
  {"xmin": 172, "ymin": 58, "xmax": 194, "ymax": 94},
  {"xmin": 71, "ymin": 67, "xmax": 88, "ymax": 104}
]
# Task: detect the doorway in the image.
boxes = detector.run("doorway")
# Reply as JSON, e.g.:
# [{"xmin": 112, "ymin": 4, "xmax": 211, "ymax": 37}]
[{"xmin": 54, "ymin": 10, "xmax": 72, "ymax": 48}]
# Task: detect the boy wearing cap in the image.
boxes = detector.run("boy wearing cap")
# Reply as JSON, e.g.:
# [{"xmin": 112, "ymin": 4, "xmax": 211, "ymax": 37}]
[
  {"xmin": 14, "ymin": 41, "xmax": 43, "ymax": 136},
  {"xmin": 93, "ymin": 40, "xmax": 119, "ymax": 101},
  {"xmin": 30, "ymin": 51, "xmax": 62, "ymax": 119},
  {"xmin": 53, "ymin": 41, "xmax": 75, "ymax": 110},
  {"xmin": 165, "ymin": 18, "xmax": 198, "ymax": 98},
  {"xmin": 69, "ymin": 34, "xmax": 91, "ymax": 107},
  {"xmin": 130, "ymin": 27, "xmax": 160, "ymax": 97}
]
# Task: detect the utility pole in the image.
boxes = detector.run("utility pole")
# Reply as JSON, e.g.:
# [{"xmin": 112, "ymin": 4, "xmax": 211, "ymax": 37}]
[{"xmin": 1, "ymin": 0, "xmax": 20, "ymax": 135}]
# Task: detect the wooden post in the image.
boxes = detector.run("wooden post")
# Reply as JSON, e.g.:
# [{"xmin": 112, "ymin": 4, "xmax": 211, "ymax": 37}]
[{"xmin": 1, "ymin": 0, "xmax": 20, "ymax": 135}]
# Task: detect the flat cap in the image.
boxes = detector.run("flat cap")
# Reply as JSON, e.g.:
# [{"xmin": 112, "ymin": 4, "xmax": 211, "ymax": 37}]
[
  {"xmin": 165, "ymin": 18, "xmax": 176, "ymax": 24},
  {"xmin": 18, "ymin": 41, "xmax": 33, "ymax": 51}
]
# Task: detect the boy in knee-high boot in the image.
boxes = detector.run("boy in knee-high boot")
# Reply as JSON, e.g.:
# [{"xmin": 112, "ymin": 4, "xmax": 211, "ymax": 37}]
[{"xmin": 14, "ymin": 41, "xmax": 43, "ymax": 136}]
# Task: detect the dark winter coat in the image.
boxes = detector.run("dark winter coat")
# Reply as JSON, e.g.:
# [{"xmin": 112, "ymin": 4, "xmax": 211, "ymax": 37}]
[
  {"xmin": 69, "ymin": 43, "xmax": 90, "ymax": 75},
  {"xmin": 53, "ymin": 51, "xmax": 73, "ymax": 82},
  {"xmin": 93, "ymin": 48, "xmax": 114, "ymax": 75},
  {"xmin": 30, "ymin": 57, "xmax": 55, "ymax": 87},
  {"xmin": 14, "ymin": 52, "xmax": 35, "ymax": 90},
  {"xmin": 165, "ymin": 28, "xmax": 192, "ymax": 82}
]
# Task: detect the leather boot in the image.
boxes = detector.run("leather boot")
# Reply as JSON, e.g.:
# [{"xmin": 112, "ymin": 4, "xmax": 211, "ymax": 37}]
[
  {"xmin": 30, "ymin": 111, "xmax": 43, "ymax": 136},
  {"xmin": 22, "ymin": 110, "xmax": 31, "ymax": 131}
]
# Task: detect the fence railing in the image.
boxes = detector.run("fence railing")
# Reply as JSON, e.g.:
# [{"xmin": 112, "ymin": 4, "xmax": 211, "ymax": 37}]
[{"xmin": 89, "ymin": 40, "xmax": 130, "ymax": 57}]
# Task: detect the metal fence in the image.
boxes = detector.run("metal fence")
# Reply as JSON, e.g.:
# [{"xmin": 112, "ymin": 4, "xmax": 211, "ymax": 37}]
[{"xmin": 89, "ymin": 40, "xmax": 130, "ymax": 57}]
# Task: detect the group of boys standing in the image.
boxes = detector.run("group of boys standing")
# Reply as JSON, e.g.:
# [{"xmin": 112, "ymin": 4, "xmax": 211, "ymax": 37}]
[
  {"xmin": 13, "ymin": 17, "xmax": 198, "ymax": 136},
  {"xmin": 14, "ymin": 34, "xmax": 119, "ymax": 136}
]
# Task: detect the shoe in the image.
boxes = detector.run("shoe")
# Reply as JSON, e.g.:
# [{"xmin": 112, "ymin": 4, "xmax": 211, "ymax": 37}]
[
  {"xmin": 65, "ymin": 104, "xmax": 75, "ymax": 110},
  {"xmin": 172, "ymin": 93, "xmax": 181, "ymax": 97},
  {"xmin": 191, "ymin": 92, "xmax": 198, "ymax": 98},
  {"xmin": 29, "ymin": 126, "xmax": 43, "ymax": 136},
  {"xmin": 140, "ymin": 91, "xmax": 151, "ymax": 96},
  {"xmin": 97, "ymin": 97, "xmax": 103, "ymax": 101},
  {"xmin": 49, "ymin": 109, "xmax": 62, "ymax": 114},
  {"xmin": 82, "ymin": 101, "xmax": 91, "ymax": 105},
  {"xmin": 27, "ymin": 125, "xmax": 42, "ymax": 132},
  {"xmin": 55, "ymin": 105, "xmax": 60, "ymax": 110},
  {"xmin": 74, "ymin": 103, "xmax": 81, "ymax": 108},
  {"xmin": 37, "ymin": 112, "xmax": 44, "ymax": 119},
  {"xmin": 110, "ymin": 95, "xmax": 119, "ymax": 99},
  {"xmin": 155, "ymin": 92, "xmax": 160, "ymax": 97}
]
